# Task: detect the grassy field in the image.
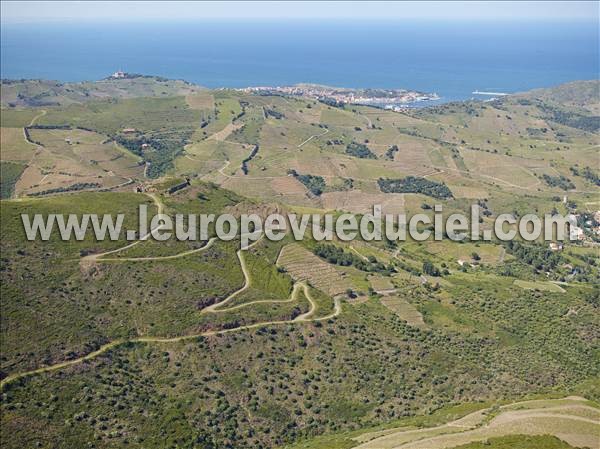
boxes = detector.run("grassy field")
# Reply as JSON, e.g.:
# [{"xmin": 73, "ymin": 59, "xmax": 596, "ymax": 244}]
[
  {"xmin": 0, "ymin": 109, "xmax": 40, "ymax": 127},
  {"xmin": 514, "ymin": 279, "xmax": 566, "ymax": 292},
  {"xmin": 1, "ymin": 127, "xmax": 37, "ymax": 161}
]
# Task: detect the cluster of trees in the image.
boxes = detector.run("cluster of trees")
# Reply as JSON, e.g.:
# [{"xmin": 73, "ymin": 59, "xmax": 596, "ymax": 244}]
[
  {"xmin": 526, "ymin": 127, "xmax": 549, "ymax": 137},
  {"xmin": 288, "ymin": 170, "xmax": 326, "ymax": 196},
  {"xmin": 264, "ymin": 108, "xmax": 285, "ymax": 119},
  {"xmin": 29, "ymin": 124, "xmax": 71, "ymax": 130},
  {"xmin": 385, "ymin": 145, "xmax": 399, "ymax": 160},
  {"xmin": 570, "ymin": 165, "xmax": 600, "ymax": 186},
  {"xmin": 313, "ymin": 243, "xmax": 395, "ymax": 274},
  {"xmin": 241, "ymin": 145, "xmax": 259, "ymax": 175},
  {"xmin": 422, "ymin": 261, "xmax": 441, "ymax": 277},
  {"xmin": 320, "ymin": 98, "xmax": 344, "ymax": 107},
  {"xmin": 539, "ymin": 103, "xmax": 600, "ymax": 133},
  {"xmin": 504, "ymin": 241, "xmax": 563, "ymax": 273},
  {"xmin": 345, "ymin": 142, "xmax": 377, "ymax": 159},
  {"xmin": 23, "ymin": 127, "xmax": 42, "ymax": 146},
  {"xmin": 15, "ymin": 92, "xmax": 60, "ymax": 107},
  {"xmin": 339, "ymin": 178, "xmax": 354, "ymax": 191},
  {"xmin": 115, "ymin": 128, "xmax": 193, "ymax": 178},
  {"xmin": 378, "ymin": 176, "xmax": 453, "ymax": 199},
  {"xmin": 167, "ymin": 178, "xmax": 191, "ymax": 194},
  {"xmin": 29, "ymin": 182, "xmax": 100, "ymax": 196},
  {"xmin": 394, "ymin": 259, "xmax": 421, "ymax": 276},
  {"xmin": 477, "ymin": 199, "xmax": 493, "ymax": 217},
  {"xmin": 542, "ymin": 174, "xmax": 575, "ymax": 190}
]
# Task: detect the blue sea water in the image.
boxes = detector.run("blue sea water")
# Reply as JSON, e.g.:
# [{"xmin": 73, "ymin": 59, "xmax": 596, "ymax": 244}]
[{"xmin": 1, "ymin": 20, "xmax": 598, "ymax": 103}]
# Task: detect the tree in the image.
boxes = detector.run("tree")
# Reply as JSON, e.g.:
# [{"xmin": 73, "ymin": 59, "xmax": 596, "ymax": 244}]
[{"xmin": 423, "ymin": 261, "xmax": 440, "ymax": 277}]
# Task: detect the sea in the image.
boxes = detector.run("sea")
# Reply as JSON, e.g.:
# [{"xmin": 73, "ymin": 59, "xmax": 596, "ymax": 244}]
[{"xmin": 1, "ymin": 20, "xmax": 598, "ymax": 105}]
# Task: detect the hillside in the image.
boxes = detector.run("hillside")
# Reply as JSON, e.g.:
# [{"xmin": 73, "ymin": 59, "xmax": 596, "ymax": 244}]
[
  {"xmin": 512, "ymin": 80, "xmax": 600, "ymax": 114},
  {"xmin": 0, "ymin": 78, "xmax": 599, "ymax": 449},
  {"xmin": 0, "ymin": 75, "xmax": 202, "ymax": 107}
]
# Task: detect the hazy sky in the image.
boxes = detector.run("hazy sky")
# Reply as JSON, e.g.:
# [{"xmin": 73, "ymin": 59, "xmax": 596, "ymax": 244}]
[{"xmin": 2, "ymin": 1, "xmax": 598, "ymax": 22}]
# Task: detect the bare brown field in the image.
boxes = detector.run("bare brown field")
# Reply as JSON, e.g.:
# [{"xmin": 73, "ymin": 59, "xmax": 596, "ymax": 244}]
[{"xmin": 270, "ymin": 176, "xmax": 308, "ymax": 195}]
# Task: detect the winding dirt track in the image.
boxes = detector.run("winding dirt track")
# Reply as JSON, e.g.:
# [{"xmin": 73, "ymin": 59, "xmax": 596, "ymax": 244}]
[
  {"xmin": 1, "ymin": 201, "xmax": 341, "ymax": 390},
  {"xmin": 0, "ymin": 283, "xmax": 339, "ymax": 389}
]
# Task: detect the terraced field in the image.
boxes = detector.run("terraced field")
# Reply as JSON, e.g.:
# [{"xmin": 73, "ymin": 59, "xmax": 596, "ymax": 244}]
[
  {"xmin": 353, "ymin": 397, "xmax": 600, "ymax": 449},
  {"xmin": 379, "ymin": 296, "xmax": 426, "ymax": 328},
  {"xmin": 277, "ymin": 243, "xmax": 354, "ymax": 295}
]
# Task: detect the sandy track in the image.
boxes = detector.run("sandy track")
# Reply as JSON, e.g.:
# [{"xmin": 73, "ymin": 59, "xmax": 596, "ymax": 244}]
[
  {"xmin": 81, "ymin": 193, "xmax": 164, "ymax": 263},
  {"xmin": 298, "ymin": 128, "xmax": 329, "ymax": 148}
]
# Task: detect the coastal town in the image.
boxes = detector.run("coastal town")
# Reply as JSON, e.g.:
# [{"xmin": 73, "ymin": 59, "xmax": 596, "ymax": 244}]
[{"xmin": 238, "ymin": 83, "xmax": 439, "ymax": 106}]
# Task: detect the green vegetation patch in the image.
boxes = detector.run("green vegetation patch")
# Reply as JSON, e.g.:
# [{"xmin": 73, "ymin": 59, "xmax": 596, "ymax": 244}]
[
  {"xmin": 313, "ymin": 243, "xmax": 394, "ymax": 275},
  {"xmin": 346, "ymin": 142, "xmax": 377, "ymax": 159},
  {"xmin": 539, "ymin": 103, "xmax": 600, "ymax": 133},
  {"xmin": 454, "ymin": 434, "xmax": 575, "ymax": 449},
  {"xmin": 378, "ymin": 176, "xmax": 453, "ymax": 199},
  {"xmin": 28, "ymin": 182, "xmax": 101, "ymax": 197},
  {"xmin": 0, "ymin": 109, "xmax": 40, "ymax": 127},
  {"xmin": 570, "ymin": 165, "xmax": 600, "ymax": 186},
  {"xmin": 542, "ymin": 174, "xmax": 575, "ymax": 190},
  {"xmin": 288, "ymin": 170, "xmax": 326, "ymax": 196},
  {"xmin": 0, "ymin": 161, "xmax": 26, "ymax": 198}
]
